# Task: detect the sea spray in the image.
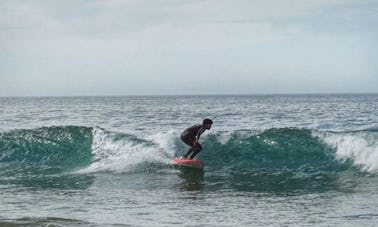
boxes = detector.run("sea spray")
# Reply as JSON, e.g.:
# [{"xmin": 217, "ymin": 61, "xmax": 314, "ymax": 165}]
[
  {"xmin": 319, "ymin": 130, "xmax": 378, "ymax": 172},
  {"xmin": 79, "ymin": 127, "xmax": 174, "ymax": 173}
]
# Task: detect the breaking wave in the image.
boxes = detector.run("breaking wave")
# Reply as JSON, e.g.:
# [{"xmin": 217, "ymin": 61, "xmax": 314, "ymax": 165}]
[{"xmin": 1, "ymin": 126, "xmax": 377, "ymax": 191}]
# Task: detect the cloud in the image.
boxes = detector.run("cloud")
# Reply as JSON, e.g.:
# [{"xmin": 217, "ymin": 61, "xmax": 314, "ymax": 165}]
[{"xmin": 0, "ymin": 0, "xmax": 377, "ymax": 96}]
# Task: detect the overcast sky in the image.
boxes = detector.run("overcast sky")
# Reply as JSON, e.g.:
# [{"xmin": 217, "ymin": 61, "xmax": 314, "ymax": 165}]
[{"xmin": 1, "ymin": 0, "xmax": 377, "ymax": 96}]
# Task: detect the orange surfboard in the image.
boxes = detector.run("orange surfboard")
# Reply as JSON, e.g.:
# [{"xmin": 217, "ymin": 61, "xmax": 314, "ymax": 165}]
[{"xmin": 172, "ymin": 158, "xmax": 205, "ymax": 169}]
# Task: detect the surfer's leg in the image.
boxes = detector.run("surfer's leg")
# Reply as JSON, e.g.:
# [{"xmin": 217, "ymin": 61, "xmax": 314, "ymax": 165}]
[
  {"xmin": 181, "ymin": 136, "xmax": 195, "ymax": 159},
  {"xmin": 180, "ymin": 135, "xmax": 193, "ymax": 146},
  {"xmin": 189, "ymin": 143, "xmax": 202, "ymax": 159},
  {"xmin": 182, "ymin": 146, "xmax": 195, "ymax": 159}
]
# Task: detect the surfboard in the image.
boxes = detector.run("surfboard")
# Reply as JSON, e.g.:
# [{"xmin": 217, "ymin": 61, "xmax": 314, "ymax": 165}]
[{"xmin": 172, "ymin": 158, "xmax": 205, "ymax": 169}]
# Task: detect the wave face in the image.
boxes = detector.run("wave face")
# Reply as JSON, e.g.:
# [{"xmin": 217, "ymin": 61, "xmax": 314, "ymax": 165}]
[
  {"xmin": 201, "ymin": 128, "xmax": 378, "ymax": 192},
  {"xmin": 0, "ymin": 126, "xmax": 93, "ymax": 168},
  {"xmin": 204, "ymin": 128, "xmax": 341, "ymax": 169},
  {"xmin": 0, "ymin": 126, "xmax": 95, "ymax": 189}
]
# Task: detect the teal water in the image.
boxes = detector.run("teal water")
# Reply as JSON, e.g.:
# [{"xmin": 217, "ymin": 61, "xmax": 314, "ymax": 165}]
[{"xmin": 0, "ymin": 95, "xmax": 378, "ymax": 226}]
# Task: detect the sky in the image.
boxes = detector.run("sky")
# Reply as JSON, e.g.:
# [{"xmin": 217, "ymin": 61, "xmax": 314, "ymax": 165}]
[{"xmin": 0, "ymin": 0, "xmax": 377, "ymax": 96}]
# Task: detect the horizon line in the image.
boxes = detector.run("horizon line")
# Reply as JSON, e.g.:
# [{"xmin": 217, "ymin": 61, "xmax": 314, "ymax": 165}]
[{"xmin": 1, "ymin": 92, "xmax": 377, "ymax": 98}]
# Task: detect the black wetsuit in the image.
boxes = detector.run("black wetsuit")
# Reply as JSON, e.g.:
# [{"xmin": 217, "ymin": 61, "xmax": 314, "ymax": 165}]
[{"xmin": 180, "ymin": 124, "xmax": 207, "ymax": 159}]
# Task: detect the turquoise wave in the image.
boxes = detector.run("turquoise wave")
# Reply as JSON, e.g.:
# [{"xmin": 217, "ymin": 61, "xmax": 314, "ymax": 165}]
[
  {"xmin": 198, "ymin": 128, "xmax": 362, "ymax": 192},
  {"xmin": 0, "ymin": 126, "xmax": 95, "ymax": 189},
  {"xmin": 0, "ymin": 126, "xmax": 93, "ymax": 168},
  {"xmin": 202, "ymin": 128, "xmax": 349, "ymax": 170}
]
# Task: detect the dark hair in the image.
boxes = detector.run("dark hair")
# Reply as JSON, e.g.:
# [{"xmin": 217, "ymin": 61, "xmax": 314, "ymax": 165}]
[{"xmin": 203, "ymin": 118, "xmax": 213, "ymax": 125}]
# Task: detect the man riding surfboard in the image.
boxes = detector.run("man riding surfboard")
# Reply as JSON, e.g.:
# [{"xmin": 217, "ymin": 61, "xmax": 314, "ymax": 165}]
[{"xmin": 180, "ymin": 118, "xmax": 213, "ymax": 160}]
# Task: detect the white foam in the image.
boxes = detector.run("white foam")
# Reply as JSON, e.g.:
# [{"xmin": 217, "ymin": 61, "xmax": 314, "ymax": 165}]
[
  {"xmin": 78, "ymin": 128, "xmax": 177, "ymax": 173},
  {"xmin": 319, "ymin": 132, "xmax": 378, "ymax": 172},
  {"xmin": 145, "ymin": 130, "xmax": 178, "ymax": 158}
]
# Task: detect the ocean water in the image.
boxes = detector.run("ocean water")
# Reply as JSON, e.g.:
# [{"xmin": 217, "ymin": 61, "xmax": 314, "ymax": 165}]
[{"xmin": 0, "ymin": 94, "xmax": 378, "ymax": 226}]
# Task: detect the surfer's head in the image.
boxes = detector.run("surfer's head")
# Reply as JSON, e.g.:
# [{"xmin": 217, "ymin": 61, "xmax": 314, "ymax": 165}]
[{"xmin": 203, "ymin": 118, "xmax": 213, "ymax": 129}]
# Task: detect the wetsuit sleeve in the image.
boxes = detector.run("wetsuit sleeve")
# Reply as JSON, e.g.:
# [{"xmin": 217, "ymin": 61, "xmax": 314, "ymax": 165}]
[{"xmin": 195, "ymin": 126, "xmax": 206, "ymax": 139}]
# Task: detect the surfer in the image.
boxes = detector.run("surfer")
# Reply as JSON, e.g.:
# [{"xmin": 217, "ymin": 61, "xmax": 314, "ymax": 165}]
[{"xmin": 180, "ymin": 118, "xmax": 213, "ymax": 160}]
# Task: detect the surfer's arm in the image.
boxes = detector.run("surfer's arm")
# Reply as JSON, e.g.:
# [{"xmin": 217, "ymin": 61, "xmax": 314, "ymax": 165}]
[
  {"xmin": 195, "ymin": 127, "xmax": 205, "ymax": 139},
  {"xmin": 193, "ymin": 126, "xmax": 205, "ymax": 145},
  {"xmin": 193, "ymin": 137, "xmax": 199, "ymax": 146}
]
